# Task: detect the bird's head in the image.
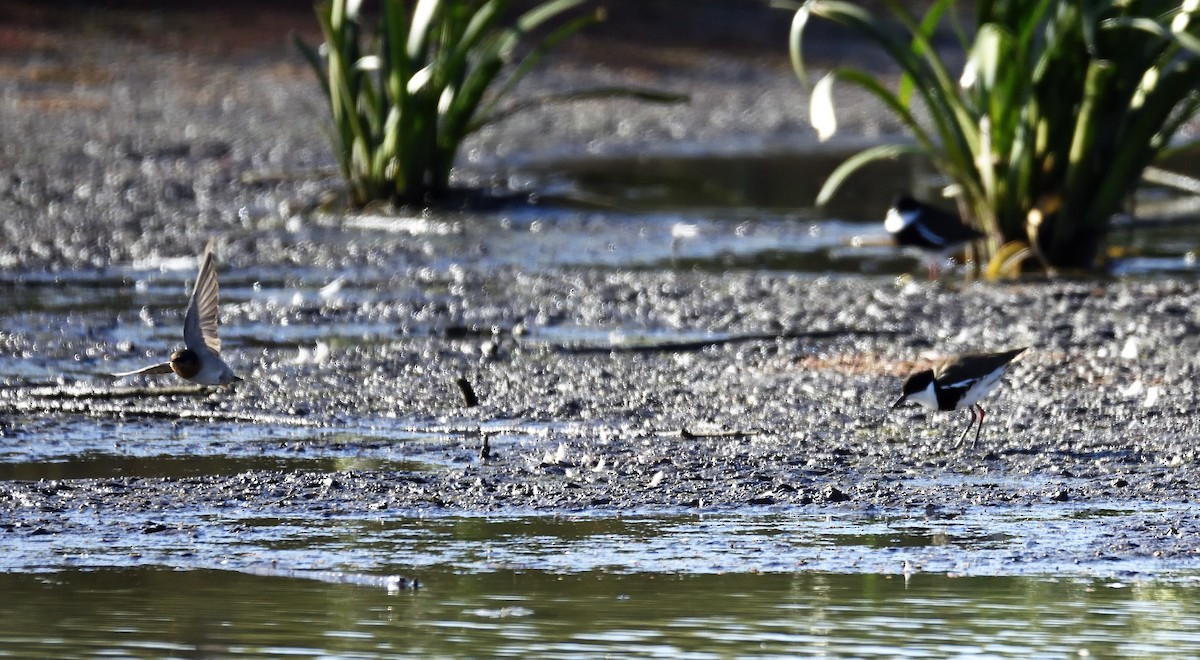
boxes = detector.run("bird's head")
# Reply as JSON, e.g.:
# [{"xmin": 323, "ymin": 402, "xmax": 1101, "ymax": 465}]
[
  {"xmin": 885, "ymin": 195, "xmax": 921, "ymax": 234},
  {"xmin": 169, "ymin": 348, "xmax": 201, "ymax": 380},
  {"xmin": 891, "ymin": 194, "xmax": 920, "ymax": 213},
  {"xmin": 892, "ymin": 369, "xmax": 936, "ymax": 409}
]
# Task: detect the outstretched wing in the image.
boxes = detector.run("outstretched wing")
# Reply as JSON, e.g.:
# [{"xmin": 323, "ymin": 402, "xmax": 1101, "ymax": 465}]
[
  {"xmin": 112, "ymin": 362, "xmax": 174, "ymax": 378},
  {"xmin": 183, "ymin": 238, "xmax": 222, "ymax": 355}
]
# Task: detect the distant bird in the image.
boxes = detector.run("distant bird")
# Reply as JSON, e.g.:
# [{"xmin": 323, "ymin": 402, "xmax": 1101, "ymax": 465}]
[
  {"xmin": 114, "ymin": 239, "xmax": 241, "ymax": 386},
  {"xmin": 885, "ymin": 194, "xmax": 984, "ymax": 278},
  {"xmin": 891, "ymin": 347, "xmax": 1027, "ymax": 447}
]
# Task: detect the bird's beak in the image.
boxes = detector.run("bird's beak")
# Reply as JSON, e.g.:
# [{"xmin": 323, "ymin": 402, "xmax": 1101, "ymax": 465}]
[{"xmin": 890, "ymin": 395, "xmax": 907, "ymax": 410}]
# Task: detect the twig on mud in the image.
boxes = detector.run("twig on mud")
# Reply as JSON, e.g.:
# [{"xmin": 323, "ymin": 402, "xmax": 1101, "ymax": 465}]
[
  {"xmin": 455, "ymin": 377, "xmax": 480, "ymax": 407},
  {"xmin": 30, "ymin": 384, "xmax": 215, "ymax": 399},
  {"xmin": 238, "ymin": 166, "xmax": 340, "ymax": 184},
  {"xmin": 454, "ymin": 376, "xmax": 492, "ymax": 460},
  {"xmin": 551, "ymin": 328, "xmax": 902, "ymax": 355},
  {"xmin": 6, "ymin": 401, "xmax": 319, "ymax": 426},
  {"xmin": 240, "ymin": 564, "xmax": 419, "ymax": 591},
  {"xmin": 2, "ymin": 386, "xmax": 324, "ymax": 426},
  {"xmin": 679, "ymin": 427, "xmax": 761, "ymax": 439}
]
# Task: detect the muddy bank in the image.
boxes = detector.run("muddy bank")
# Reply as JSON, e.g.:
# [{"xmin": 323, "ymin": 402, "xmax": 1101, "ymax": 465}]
[{"xmin": 3, "ymin": 273, "xmax": 1200, "ymax": 537}]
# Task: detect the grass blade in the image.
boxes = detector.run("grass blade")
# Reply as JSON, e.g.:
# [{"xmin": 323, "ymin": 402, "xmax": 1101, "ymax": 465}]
[{"xmin": 815, "ymin": 143, "xmax": 925, "ymax": 207}]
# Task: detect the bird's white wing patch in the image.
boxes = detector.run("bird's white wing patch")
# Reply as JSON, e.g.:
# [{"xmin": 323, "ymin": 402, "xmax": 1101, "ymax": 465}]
[
  {"xmin": 914, "ymin": 222, "xmax": 949, "ymax": 247},
  {"xmin": 951, "ymin": 371, "xmax": 1005, "ymax": 408},
  {"xmin": 113, "ymin": 362, "xmax": 173, "ymax": 377},
  {"xmin": 943, "ymin": 377, "xmax": 980, "ymax": 390}
]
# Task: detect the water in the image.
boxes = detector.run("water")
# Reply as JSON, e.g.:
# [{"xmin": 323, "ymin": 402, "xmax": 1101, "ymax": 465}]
[
  {"xmin": 3, "ymin": 505, "xmax": 1200, "ymax": 657},
  {"xmin": 0, "ymin": 418, "xmax": 453, "ymax": 478},
  {"xmin": 4, "ymin": 567, "xmax": 1200, "ymax": 658},
  {"xmin": 509, "ymin": 148, "xmax": 1200, "ymax": 276},
  {"xmin": 3, "ymin": 502, "xmax": 1189, "ymax": 576},
  {"xmin": 0, "ymin": 454, "xmax": 427, "ymax": 481}
]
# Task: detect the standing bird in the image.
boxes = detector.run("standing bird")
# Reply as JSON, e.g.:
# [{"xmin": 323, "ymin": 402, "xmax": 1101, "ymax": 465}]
[
  {"xmin": 891, "ymin": 347, "xmax": 1027, "ymax": 447},
  {"xmin": 885, "ymin": 194, "xmax": 985, "ymax": 278},
  {"xmin": 114, "ymin": 239, "xmax": 241, "ymax": 386}
]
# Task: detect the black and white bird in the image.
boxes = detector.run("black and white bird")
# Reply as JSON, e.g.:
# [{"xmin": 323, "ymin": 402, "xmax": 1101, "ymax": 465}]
[
  {"xmin": 885, "ymin": 194, "xmax": 985, "ymax": 278},
  {"xmin": 891, "ymin": 347, "xmax": 1028, "ymax": 447}
]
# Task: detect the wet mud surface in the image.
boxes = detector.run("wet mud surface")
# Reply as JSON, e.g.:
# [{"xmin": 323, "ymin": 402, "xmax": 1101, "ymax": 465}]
[
  {"xmin": 6, "ymin": 270, "xmax": 1200, "ymax": 569},
  {"xmin": 2, "ymin": 2, "xmax": 1200, "ymax": 575}
]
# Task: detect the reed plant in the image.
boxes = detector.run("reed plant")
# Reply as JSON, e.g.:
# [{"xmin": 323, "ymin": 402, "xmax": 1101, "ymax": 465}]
[
  {"xmin": 297, "ymin": 0, "xmax": 675, "ymax": 207},
  {"xmin": 784, "ymin": 0, "xmax": 1200, "ymax": 272}
]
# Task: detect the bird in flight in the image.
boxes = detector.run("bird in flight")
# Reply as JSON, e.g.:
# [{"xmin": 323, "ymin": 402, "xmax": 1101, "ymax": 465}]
[{"xmin": 114, "ymin": 238, "xmax": 240, "ymax": 386}]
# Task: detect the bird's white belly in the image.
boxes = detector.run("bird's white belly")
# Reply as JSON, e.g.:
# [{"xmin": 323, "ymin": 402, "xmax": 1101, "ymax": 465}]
[
  {"xmin": 190, "ymin": 357, "xmax": 234, "ymax": 386},
  {"xmin": 951, "ymin": 370, "xmax": 1005, "ymax": 409}
]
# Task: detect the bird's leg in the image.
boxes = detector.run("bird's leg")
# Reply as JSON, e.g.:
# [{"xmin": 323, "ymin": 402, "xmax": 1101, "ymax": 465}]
[
  {"xmin": 928, "ymin": 260, "xmax": 940, "ymax": 281},
  {"xmin": 972, "ymin": 404, "xmax": 986, "ymax": 447},
  {"xmin": 956, "ymin": 406, "xmax": 977, "ymax": 447}
]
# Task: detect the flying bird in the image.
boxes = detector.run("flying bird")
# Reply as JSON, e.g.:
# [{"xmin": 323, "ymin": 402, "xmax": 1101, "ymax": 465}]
[
  {"xmin": 114, "ymin": 239, "xmax": 240, "ymax": 386},
  {"xmin": 891, "ymin": 347, "xmax": 1027, "ymax": 447}
]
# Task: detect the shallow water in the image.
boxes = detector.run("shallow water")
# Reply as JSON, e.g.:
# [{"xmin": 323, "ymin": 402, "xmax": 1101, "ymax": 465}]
[
  {"xmin": 0, "ymin": 453, "xmax": 427, "ymax": 481},
  {"xmin": 2, "ymin": 499, "xmax": 1190, "ymax": 576},
  {"xmin": 0, "ymin": 417, "xmax": 455, "ymax": 478},
  {"xmin": 5, "ymin": 503, "xmax": 1200, "ymax": 657},
  {"xmin": 5, "ymin": 566, "xmax": 1200, "ymax": 658},
  {"xmin": 516, "ymin": 149, "xmax": 1200, "ymax": 277}
]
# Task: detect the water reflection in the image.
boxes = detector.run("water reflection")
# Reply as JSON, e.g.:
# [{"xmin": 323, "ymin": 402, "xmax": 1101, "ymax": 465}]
[
  {"xmin": 2, "ymin": 505, "xmax": 1185, "ymax": 580},
  {"xmin": 0, "ymin": 418, "xmax": 455, "ymax": 479},
  {"xmin": 518, "ymin": 147, "xmax": 920, "ymax": 218},
  {"xmin": 514, "ymin": 148, "xmax": 1200, "ymax": 277},
  {"xmin": 0, "ymin": 454, "xmax": 429, "ymax": 481},
  {"xmin": 2, "ymin": 567, "xmax": 1200, "ymax": 657}
]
